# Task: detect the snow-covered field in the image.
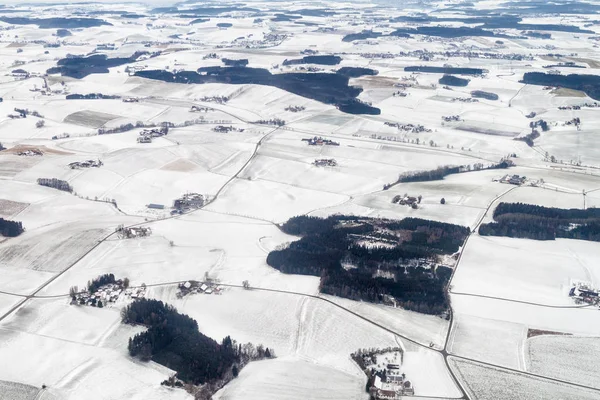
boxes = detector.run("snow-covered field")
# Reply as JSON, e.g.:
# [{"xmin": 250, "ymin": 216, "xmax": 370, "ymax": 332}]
[
  {"xmin": 450, "ymin": 358, "xmax": 600, "ymax": 400},
  {"xmin": 525, "ymin": 335, "xmax": 600, "ymax": 389},
  {"xmin": 0, "ymin": 0, "xmax": 599, "ymax": 399},
  {"xmin": 452, "ymin": 236, "xmax": 600, "ymax": 305}
]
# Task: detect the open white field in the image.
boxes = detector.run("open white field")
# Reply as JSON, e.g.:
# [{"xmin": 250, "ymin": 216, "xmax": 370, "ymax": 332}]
[
  {"xmin": 451, "ymin": 294, "xmax": 600, "ymax": 336},
  {"xmin": 447, "ymin": 314, "xmax": 527, "ymax": 370},
  {"xmin": 450, "ymin": 358, "xmax": 600, "ymax": 400},
  {"xmin": 213, "ymin": 358, "xmax": 367, "ymax": 400},
  {"xmin": 0, "ymin": 380, "xmax": 39, "ymax": 400},
  {"xmin": 204, "ymin": 177, "xmax": 350, "ymax": 223},
  {"xmin": 352, "ymin": 168, "xmax": 511, "ymax": 228},
  {"xmin": 525, "ymin": 335, "xmax": 600, "ymax": 389},
  {"xmin": 323, "ymin": 295, "xmax": 449, "ymax": 349},
  {"xmin": 0, "ymin": 324, "xmax": 192, "ymax": 400},
  {"xmin": 452, "ymin": 236, "xmax": 600, "ymax": 305}
]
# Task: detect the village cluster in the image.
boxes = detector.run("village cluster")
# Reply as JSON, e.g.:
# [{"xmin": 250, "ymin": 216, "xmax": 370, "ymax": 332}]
[
  {"xmin": 16, "ymin": 148, "xmax": 43, "ymax": 156},
  {"xmin": 176, "ymin": 280, "xmax": 223, "ymax": 298},
  {"xmin": 72, "ymin": 280, "xmax": 146, "ymax": 307}
]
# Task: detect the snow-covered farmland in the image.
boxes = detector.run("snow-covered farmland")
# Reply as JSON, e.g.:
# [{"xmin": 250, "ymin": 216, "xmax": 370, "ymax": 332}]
[
  {"xmin": 526, "ymin": 335, "xmax": 600, "ymax": 389},
  {"xmin": 450, "ymin": 358, "xmax": 600, "ymax": 400},
  {"xmin": 452, "ymin": 236, "xmax": 600, "ymax": 305}
]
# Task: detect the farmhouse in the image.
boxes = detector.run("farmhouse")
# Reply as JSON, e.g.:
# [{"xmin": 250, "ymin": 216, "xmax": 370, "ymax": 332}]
[{"xmin": 117, "ymin": 225, "xmax": 152, "ymax": 239}]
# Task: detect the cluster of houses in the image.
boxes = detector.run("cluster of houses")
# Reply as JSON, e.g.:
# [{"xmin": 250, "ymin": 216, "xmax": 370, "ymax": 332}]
[
  {"xmin": 442, "ymin": 115, "xmax": 461, "ymax": 122},
  {"xmin": 213, "ymin": 125, "xmax": 244, "ymax": 133},
  {"xmin": 302, "ymin": 136, "xmax": 340, "ymax": 146},
  {"xmin": 569, "ymin": 282, "xmax": 599, "ymax": 306},
  {"xmin": 392, "ymin": 194, "xmax": 421, "ymax": 208},
  {"xmin": 137, "ymin": 128, "xmax": 167, "ymax": 144},
  {"xmin": 172, "ymin": 193, "xmax": 205, "ymax": 214},
  {"xmin": 313, "ymin": 158, "xmax": 337, "ymax": 167},
  {"xmin": 73, "ymin": 280, "xmax": 143, "ymax": 307},
  {"xmin": 495, "ymin": 174, "xmax": 526, "ymax": 185},
  {"xmin": 17, "ymin": 149, "xmax": 43, "ymax": 156},
  {"xmin": 116, "ymin": 225, "xmax": 152, "ymax": 239},
  {"xmin": 177, "ymin": 280, "xmax": 222, "ymax": 298},
  {"xmin": 68, "ymin": 159, "xmax": 103, "ymax": 169}
]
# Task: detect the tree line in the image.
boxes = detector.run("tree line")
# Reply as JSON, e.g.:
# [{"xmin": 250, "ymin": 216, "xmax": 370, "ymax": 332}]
[
  {"xmin": 479, "ymin": 202, "xmax": 600, "ymax": 241},
  {"xmin": 0, "ymin": 218, "xmax": 24, "ymax": 237},
  {"xmin": 268, "ymin": 215, "xmax": 469, "ymax": 315},
  {"xmin": 383, "ymin": 159, "xmax": 513, "ymax": 189}
]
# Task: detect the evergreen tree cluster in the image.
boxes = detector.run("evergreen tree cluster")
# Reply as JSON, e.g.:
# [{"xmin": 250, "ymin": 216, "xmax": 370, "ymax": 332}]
[
  {"xmin": 392, "ymin": 160, "xmax": 512, "ymax": 185},
  {"xmin": 37, "ymin": 178, "xmax": 73, "ymax": 192},
  {"xmin": 0, "ymin": 218, "xmax": 24, "ymax": 237},
  {"xmin": 522, "ymin": 72, "xmax": 600, "ymax": 101},
  {"xmin": 268, "ymin": 216, "xmax": 469, "ymax": 315},
  {"xmin": 122, "ymin": 299, "xmax": 274, "ymax": 385},
  {"xmin": 479, "ymin": 202, "xmax": 600, "ymax": 241},
  {"xmin": 439, "ymin": 75, "xmax": 470, "ymax": 87},
  {"xmin": 87, "ymin": 273, "xmax": 116, "ymax": 293}
]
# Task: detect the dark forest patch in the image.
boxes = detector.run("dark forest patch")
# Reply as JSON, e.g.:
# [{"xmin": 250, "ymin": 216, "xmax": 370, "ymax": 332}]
[
  {"xmin": 136, "ymin": 67, "xmax": 380, "ymax": 115},
  {"xmin": 267, "ymin": 215, "xmax": 470, "ymax": 315},
  {"xmin": 479, "ymin": 202, "xmax": 600, "ymax": 241}
]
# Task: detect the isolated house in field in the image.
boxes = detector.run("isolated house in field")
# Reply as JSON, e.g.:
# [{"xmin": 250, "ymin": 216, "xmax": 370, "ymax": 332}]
[{"xmin": 147, "ymin": 203, "xmax": 164, "ymax": 210}]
